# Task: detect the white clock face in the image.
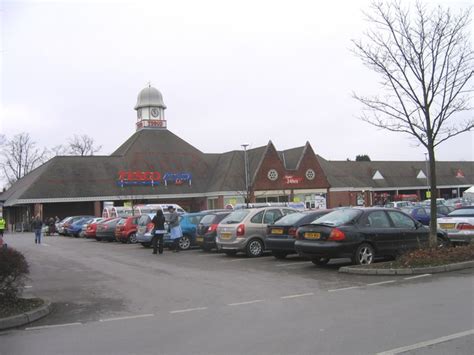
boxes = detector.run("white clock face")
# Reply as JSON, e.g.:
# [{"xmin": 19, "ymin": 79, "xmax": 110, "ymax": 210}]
[{"xmin": 151, "ymin": 108, "xmax": 160, "ymax": 118}]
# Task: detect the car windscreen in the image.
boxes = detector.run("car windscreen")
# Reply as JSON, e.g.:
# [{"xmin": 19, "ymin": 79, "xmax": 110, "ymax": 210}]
[
  {"xmin": 138, "ymin": 215, "xmax": 152, "ymax": 226},
  {"xmin": 200, "ymin": 214, "xmax": 216, "ymax": 225},
  {"xmin": 448, "ymin": 208, "xmax": 474, "ymax": 217},
  {"xmin": 221, "ymin": 210, "xmax": 251, "ymax": 224},
  {"xmin": 272, "ymin": 212, "xmax": 305, "ymax": 226},
  {"xmin": 311, "ymin": 209, "xmax": 362, "ymax": 226}
]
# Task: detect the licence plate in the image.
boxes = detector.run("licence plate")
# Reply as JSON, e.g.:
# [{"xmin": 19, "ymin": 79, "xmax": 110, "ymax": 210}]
[
  {"xmin": 221, "ymin": 232, "xmax": 232, "ymax": 240},
  {"xmin": 439, "ymin": 223, "xmax": 455, "ymax": 229},
  {"xmin": 196, "ymin": 237, "xmax": 204, "ymax": 242},
  {"xmin": 271, "ymin": 228, "xmax": 283, "ymax": 235},
  {"xmin": 305, "ymin": 232, "xmax": 321, "ymax": 240}
]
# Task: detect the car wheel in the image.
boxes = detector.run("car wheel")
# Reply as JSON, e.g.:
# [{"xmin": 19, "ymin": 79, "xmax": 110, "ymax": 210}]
[
  {"xmin": 272, "ymin": 251, "xmax": 288, "ymax": 260},
  {"xmin": 311, "ymin": 257, "xmax": 330, "ymax": 266},
  {"xmin": 352, "ymin": 243, "xmax": 375, "ymax": 265},
  {"xmin": 179, "ymin": 236, "xmax": 191, "ymax": 250},
  {"xmin": 246, "ymin": 239, "xmax": 264, "ymax": 257},
  {"xmin": 129, "ymin": 233, "xmax": 137, "ymax": 244},
  {"xmin": 141, "ymin": 242, "xmax": 151, "ymax": 248},
  {"xmin": 224, "ymin": 250, "xmax": 237, "ymax": 256}
]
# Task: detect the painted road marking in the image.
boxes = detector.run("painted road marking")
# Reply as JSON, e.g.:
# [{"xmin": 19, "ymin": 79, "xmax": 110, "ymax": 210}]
[
  {"xmin": 169, "ymin": 307, "xmax": 208, "ymax": 314},
  {"xmin": 41, "ymin": 243, "xmax": 50, "ymax": 247},
  {"xmin": 328, "ymin": 286, "xmax": 361, "ymax": 292},
  {"xmin": 275, "ymin": 262, "xmax": 306, "ymax": 267},
  {"xmin": 99, "ymin": 314, "xmax": 154, "ymax": 322},
  {"xmin": 197, "ymin": 253, "xmax": 223, "ymax": 257},
  {"xmin": 376, "ymin": 329, "xmax": 474, "ymax": 355},
  {"xmin": 281, "ymin": 292, "xmax": 314, "ymax": 299},
  {"xmin": 24, "ymin": 286, "xmax": 33, "ymax": 289},
  {"xmin": 228, "ymin": 299, "xmax": 265, "ymax": 306},
  {"xmin": 25, "ymin": 322, "xmax": 82, "ymax": 331},
  {"xmin": 367, "ymin": 280, "xmax": 396, "ymax": 286},
  {"xmin": 220, "ymin": 258, "xmax": 254, "ymax": 263},
  {"xmin": 404, "ymin": 274, "xmax": 432, "ymax": 280}
]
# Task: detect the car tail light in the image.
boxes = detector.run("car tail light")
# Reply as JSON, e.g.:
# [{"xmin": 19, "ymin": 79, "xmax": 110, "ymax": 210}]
[
  {"xmin": 457, "ymin": 223, "xmax": 474, "ymax": 230},
  {"xmin": 328, "ymin": 228, "xmax": 346, "ymax": 241},
  {"xmin": 295, "ymin": 228, "xmax": 304, "ymax": 240},
  {"xmin": 289, "ymin": 227, "xmax": 297, "ymax": 238},
  {"xmin": 236, "ymin": 224, "xmax": 245, "ymax": 237},
  {"xmin": 146, "ymin": 222, "xmax": 155, "ymax": 232},
  {"xmin": 208, "ymin": 224, "xmax": 218, "ymax": 233}
]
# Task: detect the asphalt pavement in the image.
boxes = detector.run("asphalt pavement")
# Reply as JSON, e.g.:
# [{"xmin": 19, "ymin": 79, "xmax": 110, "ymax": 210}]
[{"xmin": 0, "ymin": 233, "xmax": 472, "ymax": 355}]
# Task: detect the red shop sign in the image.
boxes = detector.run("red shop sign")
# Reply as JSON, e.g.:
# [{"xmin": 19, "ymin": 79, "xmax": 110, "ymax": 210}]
[
  {"xmin": 283, "ymin": 175, "xmax": 303, "ymax": 185},
  {"xmin": 118, "ymin": 171, "xmax": 162, "ymax": 181}
]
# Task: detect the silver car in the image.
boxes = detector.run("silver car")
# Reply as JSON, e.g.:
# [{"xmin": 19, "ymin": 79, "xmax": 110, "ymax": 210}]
[{"xmin": 216, "ymin": 207, "xmax": 297, "ymax": 257}]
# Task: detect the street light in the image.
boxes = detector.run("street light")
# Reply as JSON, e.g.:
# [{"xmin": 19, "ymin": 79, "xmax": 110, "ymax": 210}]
[
  {"xmin": 241, "ymin": 143, "xmax": 250, "ymax": 208},
  {"xmin": 424, "ymin": 152, "xmax": 430, "ymax": 199}
]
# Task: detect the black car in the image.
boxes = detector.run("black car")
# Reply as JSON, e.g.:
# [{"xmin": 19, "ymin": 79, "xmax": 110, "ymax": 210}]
[
  {"xmin": 295, "ymin": 208, "xmax": 449, "ymax": 266},
  {"xmin": 195, "ymin": 211, "xmax": 232, "ymax": 251},
  {"xmin": 265, "ymin": 210, "xmax": 331, "ymax": 259},
  {"xmin": 96, "ymin": 218, "xmax": 122, "ymax": 241}
]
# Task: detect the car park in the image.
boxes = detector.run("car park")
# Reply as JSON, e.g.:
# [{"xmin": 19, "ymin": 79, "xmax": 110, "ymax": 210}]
[
  {"xmin": 265, "ymin": 210, "xmax": 331, "ymax": 259},
  {"xmin": 62, "ymin": 216, "xmax": 95, "ymax": 236},
  {"xmin": 294, "ymin": 207, "xmax": 449, "ymax": 266},
  {"xmin": 195, "ymin": 211, "xmax": 232, "ymax": 251},
  {"xmin": 95, "ymin": 218, "xmax": 122, "ymax": 241},
  {"xmin": 437, "ymin": 206, "xmax": 474, "ymax": 245},
  {"xmin": 115, "ymin": 216, "xmax": 140, "ymax": 243},
  {"xmin": 216, "ymin": 207, "xmax": 297, "ymax": 257}
]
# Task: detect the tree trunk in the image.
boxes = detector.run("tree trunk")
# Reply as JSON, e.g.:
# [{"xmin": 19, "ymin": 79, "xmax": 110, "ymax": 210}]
[{"xmin": 428, "ymin": 144, "xmax": 438, "ymax": 248}]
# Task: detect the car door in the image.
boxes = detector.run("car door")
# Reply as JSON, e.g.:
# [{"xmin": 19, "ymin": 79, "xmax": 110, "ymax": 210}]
[
  {"xmin": 359, "ymin": 210, "xmax": 395, "ymax": 255},
  {"xmin": 387, "ymin": 210, "xmax": 427, "ymax": 251},
  {"xmin": 260, "ymin": 209, "xmax": 283, "ymax": 239}
]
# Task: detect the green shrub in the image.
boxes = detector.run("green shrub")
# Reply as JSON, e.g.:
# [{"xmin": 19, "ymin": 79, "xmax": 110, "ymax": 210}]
[{"xmin": 0, "ymin": 248, "xmax": 29, "ymax": 301}]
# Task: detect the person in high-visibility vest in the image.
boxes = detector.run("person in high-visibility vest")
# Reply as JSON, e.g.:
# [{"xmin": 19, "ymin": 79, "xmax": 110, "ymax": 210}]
[{"xmin": 0, "ymin": 216, "xmax": 5, "ymax": 237}]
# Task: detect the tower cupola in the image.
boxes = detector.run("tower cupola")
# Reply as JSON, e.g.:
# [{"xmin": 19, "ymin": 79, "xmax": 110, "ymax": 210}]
[{"xmin": 134, "ymin": 84, "xmax": 167, "ymax": 130}]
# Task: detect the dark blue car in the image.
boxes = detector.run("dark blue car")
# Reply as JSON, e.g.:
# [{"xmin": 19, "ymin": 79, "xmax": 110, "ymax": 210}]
[
  {"xmin": 65, "ymin": 217, "xmax": 95, "ymax": 237},
  {"xmin": 402, "ymin": 206, "xmax": 447, "ymax": 226}
]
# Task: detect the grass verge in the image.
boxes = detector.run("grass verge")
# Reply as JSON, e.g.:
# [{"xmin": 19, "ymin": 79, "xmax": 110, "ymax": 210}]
[{"xmin": 0, "ymin": 298, "xmax": 44, "ymax": 318}]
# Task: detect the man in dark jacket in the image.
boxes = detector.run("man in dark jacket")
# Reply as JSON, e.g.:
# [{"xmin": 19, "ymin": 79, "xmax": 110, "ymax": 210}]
[
  {"xmin": 32, "ymin": 215, "xmax": 43, "ymax": 244},
  {"xmin": 151, "ymin": 210, "xmax": 166, "ymax": 255}
]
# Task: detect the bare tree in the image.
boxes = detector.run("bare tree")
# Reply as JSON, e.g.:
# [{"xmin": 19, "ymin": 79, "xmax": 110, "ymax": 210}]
[
  {"xmin": 353, "ymin": 1, "xmax": 473, "ymax": 246},
  {"xmin": 67, "ymin": 135, "xmax": 102, "ymax": 156},
  {"xmin": 50, "ymin": 144, "xmax": 68, "ymax": 156},
  {"xmin": 0, "ymin": 133, "xmax": 49, "ymax": 185}
]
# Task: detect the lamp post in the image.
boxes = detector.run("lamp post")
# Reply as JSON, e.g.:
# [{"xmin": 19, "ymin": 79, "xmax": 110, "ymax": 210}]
[
  {"xmin": 241, "ymin": 144, "xmax": 250, "ymax": 208},
  {"xmin": 424, "ymin": 152, "xmax": 430, "ymax": 200}
]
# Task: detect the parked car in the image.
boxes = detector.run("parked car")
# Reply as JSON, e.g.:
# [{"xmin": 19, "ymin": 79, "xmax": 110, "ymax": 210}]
[
  {"xmin": 85, "ymin": 218, "xmax": 109, "ymax": 238},
  {"xmin": 195, "ymin": 211, "xmax": 232, "ymax": 251},
  {"xmin": 57, "ymin": 216, "xmax": 74, "ymax": 235},
  {"xmin": 161, "ymin": 212, "xmax": 209, "ymax": 250},
  {"xmin": 294, "ymin": 207, "xmax": 449, "ymax": 266},
  {"xmin": 437, "ymin": 206, "xmax": 474, "ymax": 245},
  {"xmin": 384, "ymin": 201, "xmax": 412, "ymax": 209},
  {"xmin": 95, "ymin": 218, "xmax": 122, "ymax": 241},
  {"xmin": 65, "ymin": 217, "xmax": 95, "ymax": 238},
  {"xmin": 216, "ymin": 207, "xmax": 297, "ymax": 257},
  {"xmin": 62, "ymin": 216, "xmax": 95, "ymax": 236},
  {"xmin": 115, "ymin": 216, "xmax": 140, "ymax": 243},
  {"xmin": 136, "ymin": 213, "xmax": 170, "ymax": 248},
  {"xmin": 82, "ymin": 218, "xmax": 104, "ymax": 238},
  {"xmin": 401, "ymin": 206, "xmax": 446, "ymax": 226},
  {"xmin": 265, "ymin": 210, "xmax": 331, "ymax": 259}
]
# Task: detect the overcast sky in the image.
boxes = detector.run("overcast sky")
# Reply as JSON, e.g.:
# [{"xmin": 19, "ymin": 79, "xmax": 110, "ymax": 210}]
[{"xmin": 1, "ymin": 0, "xmax": 473, "ymax": 164}]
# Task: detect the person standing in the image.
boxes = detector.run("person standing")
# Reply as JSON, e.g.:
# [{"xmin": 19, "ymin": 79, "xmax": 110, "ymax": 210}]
[
  {"xmin": 32, "ymin": 215, "xmax": 43, "ymax": 244},
  {"xmin": 0, "ymin": 216, "xmax": 5, "ymax": 237},
  {"xmin": 167, "ymin": 206, "xmax": 182, "ymax": 252},
  {"xmin": 151, "ymin": 209, "xmax": 166, "ymax": 255}
]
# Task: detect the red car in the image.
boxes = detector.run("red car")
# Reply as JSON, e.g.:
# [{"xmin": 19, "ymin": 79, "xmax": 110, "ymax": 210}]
[
  {"xmin": 85, "ymin": 218, "xmax": 112, "ymax": 238},
  {"xmin": 115, "ymin": 216, "xmax": 140, "ymax": 244}
]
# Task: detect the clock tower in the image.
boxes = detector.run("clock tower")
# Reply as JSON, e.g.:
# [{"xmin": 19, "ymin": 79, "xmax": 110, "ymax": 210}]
[{"xmin": 134, "ymin": 84, "xmax": 167, "ymax": 131}]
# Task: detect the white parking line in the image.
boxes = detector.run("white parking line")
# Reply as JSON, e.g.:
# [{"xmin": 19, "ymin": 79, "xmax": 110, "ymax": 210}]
[
  {"xmin": 328, "ymin": 286, "xmax": 361, "ymax": 292},
  {"xmin": 376, "ymin": 329, "xmax": 474, "ymax": 355},
  {"xmin": 197, "ymin": 253, "xmax": 222, "ymax": 257},
  {"xmin": 275, "ymin": 262, "xmax": 306, "ymax": 267},
  {"xmin": 25, "ymin": 322, "xmax": 82, "ymax": 331},
  {"xmin": 24, "ymin": 285, "xmax": 33, "ymax": 289},
  {"xmin": 41, "ymin": 243, "xmax": 50, "ymax": 247},
  {"xmin": 169, "ymin": 307, "xmax": 208, "ymax": 314},
  {"xmin": 220, "ymin": 258, "xmax": 253, "ymax": 263},
  {"xmin": 367, "ymin": 280, "xmax": 396, "ymax": 286},
  {"xmin": 228, "ymin": 299, "xmax": 264, "ymax": 306},
  {"xmin": 404, "ymin": 274, "xmax": 432, "ymax": 280},
  {"xmin": 280, "ymin": 292, "xmax": 314, "ymax": 299},
  {"xmin": 99, "ymin": 314, "xmax": 154, "ymax": 322}
]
